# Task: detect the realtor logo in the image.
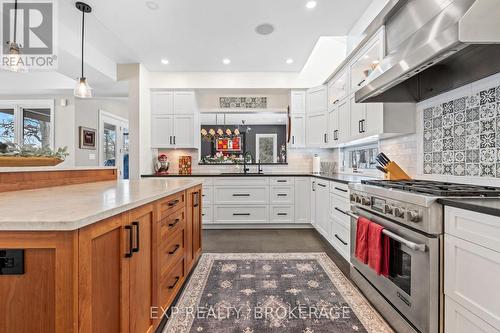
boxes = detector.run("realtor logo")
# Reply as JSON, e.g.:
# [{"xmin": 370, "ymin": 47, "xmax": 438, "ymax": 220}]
[{"xmin": 1, "ymin": 0, "xmax": 57, "ymax": 71}]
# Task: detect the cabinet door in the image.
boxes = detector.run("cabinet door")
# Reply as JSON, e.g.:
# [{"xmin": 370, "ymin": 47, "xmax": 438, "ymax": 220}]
[
  {"xmin": 350, "ymin": 95, "xmax": 366, "ymax": 137},
  {"xmin": 350, "ymin": 29, "xmax": 384, "ymax": 93},
  {"xmin": 173, "ymin": 91, "xmax": 196, "ymax": 114},
  {"xmin": 290, "ymin": 90, "xmax": 306, "ymax": 114},
  {"xmin": 79, "ymin": 215, "xmax": 129, "ymax": 333},
  {"xmin": 151, "ymin": 115, "xmax": 174, "ymax": 148},
  {"xmin": 315, "ymin": 181, "xmax": 331, "ymax": 239},
  {"xmin": 294, "ymin": 177, "xmax": 310, "ymax": 224},
  {"xmin": 328, "ymin": 107, "xmax": 339, "ymax": 145},
  {"xmin": 186, "ymin": 186, "xmax": 202, "ymax": 271},
  {"xmin": 173, "ymin": 115, "xmax": 194, "ymax": 147},
  {"xmin": 365, "ymin": 102, "xmax": 384, "ymax": 136},
  {"xmin": 290, "ymin": 115, "xmax": 306, "ymax": 148},
  {"xmin": 306, "ymin": 86, "xmax": 327, "ymax": 114},
  {"xmin": 306, "ymin": 113, "xmax": 328, "ymax": 147},
  {"xmin": 151, "ymin": 91, "xmax": 174, "ymax": 115},
  {"xmin": 337, "ymin": 99, "xmax": 350, "ymax": 141},
  {"xmin": 128, "ymin": 205, "xmax": 154, "ymax": 333},
  {"xmin": 328, "ymin": 70, "xmax": 349, "ymax": 109}
]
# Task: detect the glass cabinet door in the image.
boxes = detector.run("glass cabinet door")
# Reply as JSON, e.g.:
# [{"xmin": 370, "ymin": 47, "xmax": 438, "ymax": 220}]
[{"xmin": 350, "ymin": 32, "xmax": 384, "ymax": 93}]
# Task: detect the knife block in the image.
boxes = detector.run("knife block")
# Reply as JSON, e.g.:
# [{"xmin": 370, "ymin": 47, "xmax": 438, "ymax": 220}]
[{"xmin": 384, "ymin": 161, "xmax": 411, "ymax": 180}]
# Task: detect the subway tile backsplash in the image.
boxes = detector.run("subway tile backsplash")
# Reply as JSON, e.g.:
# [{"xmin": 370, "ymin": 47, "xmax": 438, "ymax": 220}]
[{"xmin": 422, "ymin": 84, "xmax": 500, "ymax": 178}]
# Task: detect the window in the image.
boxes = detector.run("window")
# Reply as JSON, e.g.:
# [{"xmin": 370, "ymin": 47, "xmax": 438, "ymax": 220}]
[
  {"xmin": 255, "ymin": 133, "xmax": 277, "ymax": 163},
  {"xmin": 0, "ymin": 101, "xmax": 54, "ymax": 148},
  {"xmin": 340, "ymin": 143, "xmax": 379, "ymax": 173}
]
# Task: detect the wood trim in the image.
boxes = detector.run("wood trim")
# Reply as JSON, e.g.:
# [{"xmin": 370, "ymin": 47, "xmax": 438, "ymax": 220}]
[{"xmin": 0, "ymin": 169, "xmax": 118, "ymax": 193}]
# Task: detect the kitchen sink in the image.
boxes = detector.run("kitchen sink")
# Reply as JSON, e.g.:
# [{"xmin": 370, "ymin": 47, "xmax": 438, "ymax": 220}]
[{"xmin": 220, "ymin": 172, "xmax": 264, "ymax": 175}]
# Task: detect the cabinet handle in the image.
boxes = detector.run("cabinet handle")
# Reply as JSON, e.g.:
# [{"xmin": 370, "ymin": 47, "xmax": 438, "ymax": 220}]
[
  {"xmin": 335, "ymin": 234, "xmax": 348, "ymax": 246},
  {"xmin": 277, "ymin": 180, "xmax": 287, "ymax": 183},
  {"xmin": 125, "ymin": 225, "xmax": 133, "ymax": 258},
  {"xmin": 312, "ymin": 181, "xmax": 316, "ymax": 191},
  {"xmin": 292, "ymin": 136, "xmax": 295, "ymax": 144},
  {"xmin": 132, "ymin": 221, "xmax": 140, "ymax": 253},
  {"xmin": 334, "ymin": 187, "xmax": 347, "ymax": 193},
  {"xmin": 357, "ymin": 79, "xmax": 366, "ymax": 87},
  {"xmin": 169, "ymin": 136, "xmax": 172, "ymax": 145},
  {"xmin": 358, "ymin": 120, "xmax": 362, "ymax": 133},
  {"xmin": 333, "ymin": 99, "xmax": 339, "ymax": 104},
  {"xmin": 361, "ymin": 119, "xmax": 366, "ymax": 133},
  {"xmin": 168, "ymin": 244, "xmax": 180, "ymax": 255},
  {"xmin": 233, "ymin": 193, "xmax": 250, "ymax": 197},
  {"xmin": 168, "ymin": 276, "xmax": 180, "ymax": 289},
  {"xmin": 277, "ymin": 193, "xmax": 287, "ymax": 197},
  {"xmin": 334, "ymin": 207, "xmax": 347, "ymax": 215},
  {"xmin": 168, "ymin": 199, "xmax": 180, "ymax": 207},
  {"xmin": 277, "ymin": 213, "xmax": 288, "ymax": 216},
  {"xmin": 168, "ymin": 218, "xmax": 180, "ymax": 228},
  {"xmin": 173, "ymin": 136, "xmax": 176, "ymax": 145},
  {"xmin": 324, "ymin": 133, "xmax": 327, "ymax": 143},
  {"xmin": 317, "ymin": 183, "xmax": 327, "ymax": 188},
  {"xmin": 233, "ymin": 213, "xmax": 250, "ymax": 216}
]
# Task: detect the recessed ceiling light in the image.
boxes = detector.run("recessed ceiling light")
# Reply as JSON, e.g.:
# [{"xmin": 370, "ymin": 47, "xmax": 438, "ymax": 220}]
[
  {"xmin": 222, "ymin": 58, "xmax": 231, "ymax": 65},
  {"xmin": 286, "ymin": 58, "xmax": 294, "ymax": 64},
  {"xmin": 306, "ymin": 1, "xmax": 317, "ymax": 9},
  {"xmin": 145, "ymin": 1, "xmax": 159, "ymax": 10},
  {"xmin": 255, "ymin": 23, "xmax": 275, "ymax": 35},
  {"xmin": 161, "ymin": 59, "xmax": 169, "ymax": 65}
]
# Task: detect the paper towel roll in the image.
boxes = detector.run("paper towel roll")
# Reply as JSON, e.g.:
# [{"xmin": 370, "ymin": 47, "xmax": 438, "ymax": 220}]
[{"xmin": 312, "ymin": 154, "xmax": 321, "ymax": 174}]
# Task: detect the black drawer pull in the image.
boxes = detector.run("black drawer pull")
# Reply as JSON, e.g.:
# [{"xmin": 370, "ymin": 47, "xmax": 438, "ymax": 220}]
[
  {"xmin": 132, "ymin": 221, "xmax": 140, "ymax": 253},
  {"xmin": 168, "ymin": 244, "xmax": 180, "ymax": 255},
  {"xmin": 334, "ymin": 187, "xmax": 347, "ymax": 193},
  {"xmin": 357, "ymin": 79, "xmax": 366, "ymax": 87},
  {"xmin": 233, "ymin": 213, "xmax": 250, "ymax": 216},
  {"xmin": 202, "ymin": 213, "xmax": 205, "ymax": 216},
  {"xmin": 277, "ymin": 180, "xmax": 287, "ymax": 183},
  {"xmin": 125, "ymin": 225, "xmax": 133, "ymax": 258},
  {"xmin": 233, "ymin": 193, "xmax": 250, "ymax": 197},
  {"xmin": 277, "ymin": 193, "xmax": 287, "ymax": 197},
  {"xmin": 168, "ymin": 199, "xmax": 180, "ymax": 207},
  {"xmin": 168, "ymin": 276, "xmax": 180, "ymax": 289},
  {"xmin": 277, "ymin": 213, "xmax": 288, "ymax": 216},
  {"xmin": 334, "ymin": 207, "xmax": 347, "ymax": 215},
  {"xmin": 335, "ymin": 234, "xmax": 348, "ymax": 246},
  {"xmin": 168, "ymin": 218, "xmax": 180, "ymax": 227},
  {"xmin": 317, "ymin": 183, "xmax": 327, "ymax": 188}
]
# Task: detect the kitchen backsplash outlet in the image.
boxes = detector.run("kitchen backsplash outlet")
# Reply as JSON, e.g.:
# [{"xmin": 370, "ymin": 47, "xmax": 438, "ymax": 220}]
[{"xmin": 422, "ymin": 84, "xmax": 500, "ymax": 178}]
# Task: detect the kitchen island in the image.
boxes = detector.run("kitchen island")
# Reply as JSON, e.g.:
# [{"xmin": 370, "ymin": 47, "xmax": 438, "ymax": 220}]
[{"xmin": 0, "ymin": 177, "xmax": 203, "ymax": 333}]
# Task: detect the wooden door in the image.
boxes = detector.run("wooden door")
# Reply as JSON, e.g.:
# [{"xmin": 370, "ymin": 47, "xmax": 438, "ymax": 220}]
[
  {"xmin": 79, "ymin": 215, "xmax": 129, "ymax": 333},
  {"xmin": 128, "ymin": 204, "xmax": 154, "ymax": 333},
  {"xmin": 186, "ymin": 186, "xmax": 202, "ymax": 271}
]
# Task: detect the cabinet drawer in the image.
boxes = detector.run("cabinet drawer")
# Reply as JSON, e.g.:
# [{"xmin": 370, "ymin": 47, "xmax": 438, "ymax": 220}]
[
  {"xmin": 160, "ymin": 208, "xmax": 185, "ymax": 240},
  {"xmin": 445, "ymin": 234, "xmax": 500, "ymax": 329},
  {"xmin": 158, "ymin": 192, "xmax": 185, "ymax": 219},
  {"xmin": 270, "ymin": 186, "xmax": 294, "ymax": 205},
  {"xmin": 445, "ymin": 296, "xmax": 499, "ymax": 333},
  {"xmin": 214, "ymin": 205, "xmax": 269, "ymax": 223},
  {"xmin": 159, "ymin": 257, "xmax": 186, "ymax": 309},
  {"xmin": 330, "ymin": 193, "xmax": 350, "ymax": 227},
  {"xmin": 332, "ymin": 218, "xmax": 350, "ymax": 260},
  {"xmin": 270, "ymin": 206, "xmax": 294, "ymax": 223},
  {"xmin": 214, "ymin": 177, "xmax": 269, "ymax": 186},
  {"xmin": 445, "ymin": 207, "xmax": 500, "ymax": 253},
  {"xmin": 270, "ymin": 177, "xmax": 294, "ymax": 185},
  {"xmin": 329, "ymin": 182, "xmax": 349, "ymax": 198},
  {"xmin": 214, "ymin": 186, "xmax": 269, "ymax": 205},
  {"xmin": 202, "ymin": 205, "xmax": 213, "ymax": 224},
  {"xmin": 160, "ymin": 228, "xmax": 185, "ymax": 277},
  {"xmin": 202, "ymin": 186, "xmax": 213, "ymax": 205}
]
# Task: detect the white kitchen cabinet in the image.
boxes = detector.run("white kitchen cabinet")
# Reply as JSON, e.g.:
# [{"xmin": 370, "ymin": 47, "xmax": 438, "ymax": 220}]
[
  {"xmin": 337, "ymin": 99, "xmax": 350, "ymax": 142},
  {"xmin": 294, "ymin": 177, "xmax": 311, "ymax": 224},
  {"xmin": 314, "ymin": 179, "xmax": 331, "ymax": 239},
  {"xmin": 306, "ymin": 85, "xmax": 327, "ymax": 115},
  {"xmin": 214, "ymin": 186, "xmax": 269, "ymax": 205},
  {"xmin": 270, "ymin": 186, "xmax": 294, "ymax": 205},
  {"xmin": 270, "ymin": 177, "xmax": 294, "ymax": 186},
  {"xmin": 202, "ymin": 205, "xmax": 213, "ymax": 224},
  {"xmin": 445, "ymin": 296, "xmax": 499, "ymax": 333},
  {"xmin": 270, "ymin": 206, "xmax": 295, "ymax": 224},
  {"xmin": 306, "ymin": 112, "xmax": 328, "ymax": 147},
  {"xmin": 214, "ymin": 205, "xmax": 269, "ymax": 224},
  {"xmin": 173, "ymin": 91, "xmax": 196, "ymax": 114},
  {"xmin": 350, "ymin": 94, "xmax": 366, "ymax": 138},
  {"xmin": 172, "ymin": 115, "xmax": 195, "ymax": 147},
  {"xmin": 151, "ymin": 115, "xmax": 174, "ymax": 148},
  {"xmin": 290, "ymin": 115, "xmax": 306, "ymax": 148},
  {"xmin": 151, "ymin": 91, "xmax": 174, "ymax": 115},
  {"xmin": 331, "ymin": 217, "xmax": 350, "ymax": 259},
  {"xmin": 327, "ymin": 69, "xmax": 349, "ymax": 109},
  {"xmin": 328, "ymin": 107, "xmax": 338, "ymax": 146},
  {"xmin": 290, "ymin": 90, "xmax": 306, "ymax": 114}
]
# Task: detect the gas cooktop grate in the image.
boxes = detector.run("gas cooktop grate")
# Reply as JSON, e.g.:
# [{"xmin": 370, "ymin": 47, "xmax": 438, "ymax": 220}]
[{"xmin": 361, "ymin": 180, "xmax": 500, "ymax": 197}]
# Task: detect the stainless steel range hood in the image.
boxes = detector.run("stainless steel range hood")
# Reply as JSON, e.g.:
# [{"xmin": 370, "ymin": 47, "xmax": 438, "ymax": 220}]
[{"xmin": 356, "ymin": 0, "xmax": 500, "ymax": 103}]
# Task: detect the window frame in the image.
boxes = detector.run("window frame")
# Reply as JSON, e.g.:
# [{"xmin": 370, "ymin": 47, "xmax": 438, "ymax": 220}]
[{"xmin": 0, "ymin": 100, "xmax": 55, "ymax": 149}]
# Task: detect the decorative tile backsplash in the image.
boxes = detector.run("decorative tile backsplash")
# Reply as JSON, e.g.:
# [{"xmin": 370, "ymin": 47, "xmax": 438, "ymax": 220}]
[
  {"xmin": 219, "ymin": 97, "xmax": 267, "ymax": 109},
  {"xmin": 423, "ymin": 85, "xmax": 500, "ymax": 178}
]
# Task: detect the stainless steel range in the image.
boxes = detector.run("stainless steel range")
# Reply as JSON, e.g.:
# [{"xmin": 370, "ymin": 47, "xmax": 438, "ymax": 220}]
[{"xmin": 346, "ymin": 180, "xmax": 500, "ymax": 333}]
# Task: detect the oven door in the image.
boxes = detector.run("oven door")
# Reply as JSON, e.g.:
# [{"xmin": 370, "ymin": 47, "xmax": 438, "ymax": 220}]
[{"xmin": 349, "ymin": 206, "xmax": 440, "ymax": 333}]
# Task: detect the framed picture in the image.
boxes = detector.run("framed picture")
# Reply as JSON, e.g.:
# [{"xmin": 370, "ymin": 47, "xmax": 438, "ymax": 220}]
[{"xmin": 79, "ymin": 126, "xmax": 96, "ymax": 150}]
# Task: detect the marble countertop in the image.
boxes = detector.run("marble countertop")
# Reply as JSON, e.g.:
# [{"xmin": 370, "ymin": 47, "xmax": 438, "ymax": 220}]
[
  {"xmin": 439, "ymin": 198, "xmax": 500, "ymax": 217},
  {"xmin": 0, "ymin": 178, "xmax": 202, "ymax": 231},
  {"xmin": 142, "ymin": 172, "xmax": 378, "ymax": 185}
]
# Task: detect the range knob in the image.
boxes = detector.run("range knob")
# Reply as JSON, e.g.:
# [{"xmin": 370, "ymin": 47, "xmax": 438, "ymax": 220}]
[
  {"xmin": 394, "ymin": 207, "xmax": 405, "ymax": 218},
  {"xmin": 350, "ymin": 194, "xmax": 357, "ymax": 202},
  {"xmin": 355, "ymin": 195, "xmax": 362, "ymax": 203},
  {"xmin": 361, "ymin": 197, "xmax": 371, "ymax": 206},
  {"xmin": 384, "ymin": 204, "xmax": 394, "ymax": 214},
  {"xmin": 407, "ymin": 210, "xmax": 421, "ymax": 222}
]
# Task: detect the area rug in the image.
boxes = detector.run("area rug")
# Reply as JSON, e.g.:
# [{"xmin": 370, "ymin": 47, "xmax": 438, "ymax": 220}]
[{"xmin": 163, "ymin": 253, "xmax": 393, "ymax": 333}]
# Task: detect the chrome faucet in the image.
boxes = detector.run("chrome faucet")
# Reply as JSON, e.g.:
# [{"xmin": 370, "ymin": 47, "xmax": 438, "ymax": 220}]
[{"xmin": 243, "ymin": 152, "xmax": 253, "ymax": 174}]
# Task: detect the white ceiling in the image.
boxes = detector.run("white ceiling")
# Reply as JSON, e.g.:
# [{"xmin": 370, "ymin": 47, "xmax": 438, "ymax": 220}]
[{"xmin": 69, "ymin": 0, "xmax": 372, "ymax": 72}]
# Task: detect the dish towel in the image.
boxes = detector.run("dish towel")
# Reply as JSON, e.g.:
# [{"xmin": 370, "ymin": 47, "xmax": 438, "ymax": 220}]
[
  {"xmin": 368, "ymin": 222, "xmax": 390, "ymax": 276},
  {"xmin": 355, "ymin": 217, "xmax": 371, "ymax": 264}
]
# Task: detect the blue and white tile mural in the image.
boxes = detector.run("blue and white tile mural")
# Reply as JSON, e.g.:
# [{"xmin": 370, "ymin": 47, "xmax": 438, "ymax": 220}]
[{"xmin": 423, "ymin": 85, "xmax": 500, "ymax": 178}]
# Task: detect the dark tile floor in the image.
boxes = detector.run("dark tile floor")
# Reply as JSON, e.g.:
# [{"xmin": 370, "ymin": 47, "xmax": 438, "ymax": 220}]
[{"xmin": 202, "ymin": 228, "xmax": 351, "ymax": 277}]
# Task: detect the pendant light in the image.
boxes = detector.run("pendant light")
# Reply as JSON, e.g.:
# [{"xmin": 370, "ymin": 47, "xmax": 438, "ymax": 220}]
[
  {"xmin": 74, "ymin": 2, "xmax": 93, "ymax": 98},
  {"xmin": 5, "ymin": 0, "xmax": 26, "ymax": 72}
]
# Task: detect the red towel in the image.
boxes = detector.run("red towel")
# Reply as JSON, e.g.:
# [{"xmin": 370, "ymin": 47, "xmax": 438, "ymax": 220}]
[
  {"xmin": 355, "ymin": 217, "xmax": 370, "ymax": 264},
  {"xmin": 368, "ymin": 222, "xmax": 391, "ymax": 276}
]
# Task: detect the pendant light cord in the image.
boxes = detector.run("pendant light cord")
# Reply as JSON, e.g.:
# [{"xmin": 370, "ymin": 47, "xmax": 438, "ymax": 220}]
[
  {"xmin": 81, "ymin": 10, "xmax": 85, "ymax": 78},
  {"xmin": 13, "ymin": 0, "xmax": 18, "ymax": 43}
]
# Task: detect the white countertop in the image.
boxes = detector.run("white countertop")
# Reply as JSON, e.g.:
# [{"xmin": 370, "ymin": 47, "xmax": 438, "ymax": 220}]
[{"xmin": 0, "ymin": 178, "xmax": 202, "ymax": 231}]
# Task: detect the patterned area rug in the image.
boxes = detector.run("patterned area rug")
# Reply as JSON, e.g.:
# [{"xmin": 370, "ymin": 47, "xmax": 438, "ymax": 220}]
[{"xmin": 163, "ymin": 253, "xmax": 393, "ymax": 333}]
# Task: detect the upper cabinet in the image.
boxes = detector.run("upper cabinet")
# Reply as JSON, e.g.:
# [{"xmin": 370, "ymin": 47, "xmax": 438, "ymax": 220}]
[
  {"xmin": 306, "ymin": 86, "xmax": 328, "ymax": 148},
  {"xmin": 349, "ymin": 27, "xmax": 385, "ymax": 93},
  {"xmin": 290, "ymin": 90, "xmax": 306, "ymax": 114},
  {"xmin": 151, "ymin": 91, "xmax": 174, "ymax": 115},
  {"xmin": 306, "ymin": 85, "xmax": 328, "ymax": 115},
  {"xmin": 327, "ymin": 69, "xmax": 349, "ymax": 109},
  {"xmin": 173, "ymin": 91, "xmax": 197, "ymax": 114}
]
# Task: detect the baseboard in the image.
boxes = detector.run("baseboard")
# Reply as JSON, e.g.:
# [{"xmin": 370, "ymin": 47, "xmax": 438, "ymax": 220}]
[{"xmin": 202, "ymin": 223, "xmax": 314, "ymax": 229}]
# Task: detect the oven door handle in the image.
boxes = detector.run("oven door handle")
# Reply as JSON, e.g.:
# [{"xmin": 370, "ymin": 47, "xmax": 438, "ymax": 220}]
[{"xmin": 345, "ymin": 211, "xmax": 427, "ymax": 252}]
